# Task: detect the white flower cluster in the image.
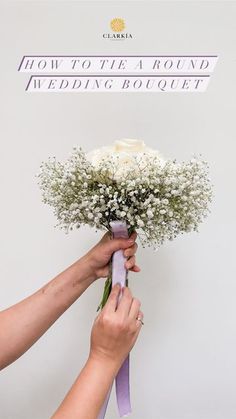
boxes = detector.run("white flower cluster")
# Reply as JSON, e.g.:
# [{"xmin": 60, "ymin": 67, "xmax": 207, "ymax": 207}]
[
  {"xmin": 87, "ymin": 138, "xmax": 165, "ymax": 181},
  {"xmin": 37, "ymin": 146, "xmax": 212, "ymax": 249}
]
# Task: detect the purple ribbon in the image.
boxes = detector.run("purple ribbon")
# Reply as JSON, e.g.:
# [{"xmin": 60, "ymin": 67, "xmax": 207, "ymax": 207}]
[
  {"xmin": 111, "ymin": 221, "xmax": 131, "ymax": 417},
  {"xmin": 98, "ymin": 220, "xmax": 131, "ymax": 418}
]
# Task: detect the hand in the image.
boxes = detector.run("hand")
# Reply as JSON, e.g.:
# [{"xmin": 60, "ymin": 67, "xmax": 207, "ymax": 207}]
[
  {"xmin": 90, "ymin": 284, "xmax": 143, "ymax": 368},
  {"xmin": 85, "ymin": 230, "xmax": 140, "ymax": 280},
  {"xmin": 51, "ymin": 285, "xmax": 143, "ymax": 419}
]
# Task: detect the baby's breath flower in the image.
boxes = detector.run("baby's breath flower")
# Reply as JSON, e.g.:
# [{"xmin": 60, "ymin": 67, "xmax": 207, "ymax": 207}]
[{"xmin": 37, "ymin": 145, "xmax": 213, "ymax": 249}]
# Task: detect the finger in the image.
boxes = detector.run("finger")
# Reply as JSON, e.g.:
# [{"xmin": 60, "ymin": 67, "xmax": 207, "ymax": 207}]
[
  {"xmin": 125, "ymin": 256, "xmax": 136, "ymax": 270},
  {"xmin": 124, "ymin": 242, "xmax": 138, "ymax": 258},
  {"xmin": 130, "ymin": 265, "xmax": 141, "ymax": 272},
  {"xmin": 135, "ymin": 310, "xmax": 144, "ymax": 328},
  {"xmin": 129, "ymin": 298, "xmax": 141, "ymax": 320},
  {"xmin": 103, "ymin": 236, "xmax": 135, "ymax": 255},
  {"xmin": 129, "ymin": 311, "xmax": 144, "ymax": 335},
  {"xmin": 117, "ymin": 287, "xmax": 133, "ymax": 317},
  {"xmin": 101, "ymin": 230, "xmax": 137, "ymax": 246},
  {"xmin": 103, "ymin": 283, "xmax": 121, "ymax": 313},
  {"xmin": 129, "ymin": 230, "xmax": 137, "ymax": 241}
]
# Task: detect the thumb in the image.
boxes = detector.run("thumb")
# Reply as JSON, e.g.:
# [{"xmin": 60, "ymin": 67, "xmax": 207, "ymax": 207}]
[{"xmin": 105, "ymin": 237, "xmax": 135, "ymax": 254}]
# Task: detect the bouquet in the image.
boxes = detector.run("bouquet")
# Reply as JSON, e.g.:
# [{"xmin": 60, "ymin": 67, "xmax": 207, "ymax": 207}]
[{"xmin": 38, "ymin": 138, "xmax": 212, "ymax": 417}]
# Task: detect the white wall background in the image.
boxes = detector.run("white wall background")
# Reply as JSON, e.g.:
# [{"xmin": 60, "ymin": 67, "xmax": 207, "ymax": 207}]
[{"xmin": 0, "ymin": 1, "xmax": 236, "ymax": 418}]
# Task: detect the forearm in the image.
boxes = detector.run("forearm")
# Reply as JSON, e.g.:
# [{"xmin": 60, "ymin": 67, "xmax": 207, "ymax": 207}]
[
  {"xmin": 52, "ymin": 355, "xmax": 119, "ymax": 419},
  {"xmin": 0, "ymin": 254, "xmax": 96, "ymax": 370}
]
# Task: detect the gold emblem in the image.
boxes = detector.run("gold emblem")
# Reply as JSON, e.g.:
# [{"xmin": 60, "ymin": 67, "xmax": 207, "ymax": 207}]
[{"xmin": 110, "ymin": 18, "xmax": 125, "ymax": 32}]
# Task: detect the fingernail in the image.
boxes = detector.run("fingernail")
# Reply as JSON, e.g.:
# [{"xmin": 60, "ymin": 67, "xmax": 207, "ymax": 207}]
[{"xmin": 128, "ymin": 239, "xmax": 134, "ymax": 243}]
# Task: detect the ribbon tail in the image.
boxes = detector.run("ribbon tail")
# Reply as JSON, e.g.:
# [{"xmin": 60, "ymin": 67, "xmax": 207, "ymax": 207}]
[
  {"xmin": 110, "ymin": 220, "xmax": 132, "ymax": 417},
  {"xmin": 116, "ymin": 356, "xmax": 131, "ymax": 417},
  {"xmin": 98, "ymin": 220, "xmax": 132, "ymax": 418}
]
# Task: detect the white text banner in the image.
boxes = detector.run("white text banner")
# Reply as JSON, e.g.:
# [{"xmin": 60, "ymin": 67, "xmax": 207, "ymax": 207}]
[
  {"xmin": 19, "ymin": 55, "xmax": 218, "ymax": 74},
  {"xmin": 26, "ymin": 75, "xmax": 210, "ymax": 92}
]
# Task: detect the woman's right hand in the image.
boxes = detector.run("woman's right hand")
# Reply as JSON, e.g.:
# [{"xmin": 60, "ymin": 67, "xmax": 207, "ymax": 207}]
[
  {"xmin": 90, "ymin": 283, "xmax": 143, "ymax": 369},
  {"xmin": 52, "ymin": 284, "xmax": 143, "ymax": 418}
]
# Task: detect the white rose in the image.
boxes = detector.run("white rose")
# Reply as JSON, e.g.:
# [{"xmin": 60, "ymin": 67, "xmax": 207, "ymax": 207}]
[
  {"xmin": 86, "ymin": 138, "xmax": 164, "ymax": 181},
  {"xmin": 114, "ymin": 139, "xmax": 145, "ymax": 152}
]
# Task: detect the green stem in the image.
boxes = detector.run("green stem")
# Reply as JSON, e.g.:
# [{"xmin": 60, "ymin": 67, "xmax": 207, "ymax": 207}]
[{"xmin": 96, "ymin": 275, "xmax": 112, "ymax": 311}]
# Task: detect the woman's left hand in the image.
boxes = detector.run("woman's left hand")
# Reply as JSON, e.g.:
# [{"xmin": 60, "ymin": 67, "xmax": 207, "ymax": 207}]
[{"xmin": 85, "ymin": 230, "xmax": 140, "ymax": 280}]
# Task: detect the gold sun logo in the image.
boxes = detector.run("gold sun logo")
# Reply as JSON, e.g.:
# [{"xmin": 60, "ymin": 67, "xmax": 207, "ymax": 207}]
[{"xmin": 110, "ymin": 18, "xmax": 125, "ymax": 32}]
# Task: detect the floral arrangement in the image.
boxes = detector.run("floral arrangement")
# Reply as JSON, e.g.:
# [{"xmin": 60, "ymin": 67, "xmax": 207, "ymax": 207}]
[
  {"xmin": 38, "ymin": 138, "xmax": 212, "ymax": 249},
  {"xmin": 37, "ymin": 138, "xmax": 212, "ymax": 418}
]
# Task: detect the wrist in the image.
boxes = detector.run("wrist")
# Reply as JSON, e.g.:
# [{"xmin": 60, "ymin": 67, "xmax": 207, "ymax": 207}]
[
  {"xmin": 78, "ymin": 251, "xmax": 101, "ymax": 282},
  {"xmin": 73, "ymin": 255, "xmax": 97, "ymax": 286},
  {"xmin": 88, "ymin": 350, "xmax": 121, "ymax": 377}
]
